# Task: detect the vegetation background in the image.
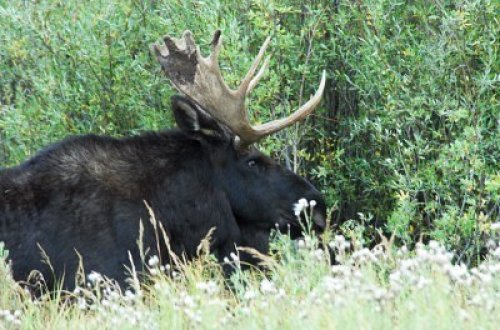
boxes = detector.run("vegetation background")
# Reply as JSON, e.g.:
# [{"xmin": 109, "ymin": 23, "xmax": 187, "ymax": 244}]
[{"xmin": 0, "ymin": 0, "xmax": 498, "ymax": 265}]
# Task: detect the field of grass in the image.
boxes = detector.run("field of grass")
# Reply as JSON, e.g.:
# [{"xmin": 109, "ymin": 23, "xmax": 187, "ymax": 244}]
[{"xmin": 1, "ymin": 226, "xmax": 499, "ymax": 329}]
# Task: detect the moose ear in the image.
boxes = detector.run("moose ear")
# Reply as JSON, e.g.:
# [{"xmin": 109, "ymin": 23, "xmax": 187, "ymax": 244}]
[
  {"xmin": 171, "ymin": 95, "xmax": 230, "ymax": 140},
  {"xmin": 171, "ymin": 95, "xmax": 202, "ymax": 131}
]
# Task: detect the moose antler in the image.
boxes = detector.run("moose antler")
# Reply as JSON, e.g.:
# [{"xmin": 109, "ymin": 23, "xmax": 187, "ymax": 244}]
[{"xmin": 152, "ymin": 30, "xmax": 326, "ymax": 145}]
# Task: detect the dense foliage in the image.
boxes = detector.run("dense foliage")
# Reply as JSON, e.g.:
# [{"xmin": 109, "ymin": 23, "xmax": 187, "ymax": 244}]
[{"xmin": 0, "ymin": 0, "xmax": 498, "ymax": 263}]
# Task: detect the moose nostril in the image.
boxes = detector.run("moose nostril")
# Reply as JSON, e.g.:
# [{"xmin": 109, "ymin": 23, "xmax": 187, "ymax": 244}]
[
  {"xmin": 309, "ymin": 195, "xmax": 327, "ymax": 230},
  {"xmin": 312, "ymin": 209, "xmax": 327, "ymax": 231}
]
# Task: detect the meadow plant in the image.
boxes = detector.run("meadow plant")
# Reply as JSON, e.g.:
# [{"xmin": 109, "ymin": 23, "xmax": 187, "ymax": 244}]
[
  {"xmin": 1, "ymin": 206, "xmax": 499, "ymax": 328},
  {"xmin": 1, "ymin": 0, "xmax": 498, "ymax": 262}
]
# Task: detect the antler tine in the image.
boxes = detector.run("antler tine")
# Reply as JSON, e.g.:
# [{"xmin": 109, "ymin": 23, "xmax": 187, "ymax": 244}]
[
  {"xmin": 247, "ymin": 55, "xmax": 270, "ymax": 96},
  {"xmin": 206, "ymin": 30, "xmax": 229, "ymax": 93},
  {"xmin": 251, "ymin": 70, "xmax": 327, "ymax": 139},
  {"xmin": 238, "ymin": 36, "xmax": 272, "ymax": 96},
  {"xmin": 182, "ymin": 30, "xmax": 196, "ymax": 54},
  {"xmin": 209, "ymin": 30, "xmax": 223, "ymax": 63}
]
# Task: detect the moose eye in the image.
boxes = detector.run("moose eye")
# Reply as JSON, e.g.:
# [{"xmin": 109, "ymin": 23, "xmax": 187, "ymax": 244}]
[{"xmin": 247, "ymin": 160, "xmax": 257, "ymax": 168}]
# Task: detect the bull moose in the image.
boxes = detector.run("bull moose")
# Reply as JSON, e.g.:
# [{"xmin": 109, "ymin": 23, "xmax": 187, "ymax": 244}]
[{"xmin": 0, "ymin": 30, "xmax": 326, "ymax": 290}]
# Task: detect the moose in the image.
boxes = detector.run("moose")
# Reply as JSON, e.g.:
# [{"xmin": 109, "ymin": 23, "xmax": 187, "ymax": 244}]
[{"xmin": 0, "ymin": 30, "xmax": 326, "ymax": 290}]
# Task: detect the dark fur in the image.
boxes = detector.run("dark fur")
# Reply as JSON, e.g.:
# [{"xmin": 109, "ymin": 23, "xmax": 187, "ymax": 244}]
[{"xmin": 0, "ymin": 96, "xmax": 325, "ymax": 289}]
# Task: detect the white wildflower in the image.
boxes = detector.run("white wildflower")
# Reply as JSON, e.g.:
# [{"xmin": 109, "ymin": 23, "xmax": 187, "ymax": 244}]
[
  {"xmin": 429, "ymin": 252, "xmax": 452, "ymax": 265},
  {"xmin": 124, "ymin": 290, "xmax": 136, "ymax": 300},
  {"xmin": 353, "ymin": 270, "xmax": 363, "ymax": 279},
  {"xmin": 311, "ymin": 248, "xmax": 324, "ymax": 261},
  {"xmin": 428, "ymin": 240, "xmax": 440, "ymax": 250},
  {"xmin": 331, "ymin": 265, "xmax": 350, "ymax": 276},
  {"xmin": 277, "ymin": 288, "xmax": 286, "ymax": 298},
  {"xmin": 177, "ymin": 292, "xmax": 196, "ymax": 309},
  {"xmin": 4, "ymin": 313, "xmax": 15, "ymax": 323},
  {"xmin": 240, "ymin": 307, "xmax": 251, "ymax": 315},
  {"xmin": 389, "ymin": 271, "xmax": 401, "ymax": 284},
  {"xmin": 372, "ymin": 245, "xmax": 386, "ymax": 259},
  {"xmin": 329, "ymin": 235, "xmax": 350, "ymax": 255},
  {"xmin": 334, "ymin": 235, "xmax": 345, "ymax": 244},
  {"xmin": 372, "ymin": 288, "xmax": 387, "ymax": 301},
  {"xmin": 415, "ymin": 242, "xmax": 425, "ymax": 251},
  {"xmin": 297, "ymin": 239, "xmax": 306, "ymax": 249},
  {"xmin": 352, "ymin": 248, "xmax": 377, "ymax": 264},
  {"xmin": 416, "ymin": 277, "xmax": 431, "ymax": 289},
  {"xmin": 260, "ymin": 278, "xmax": 277, "ymax": 294},
  {"xmin": 148, "ymin": 255, "xmax": 160, "ymax": 267},
  {"xmin": 416, "ymin": 248, "xmax": 429, "ymax": 259},
  {"xmin": 458, "ymin": 309, "xmax": 470, "ymax": 322},
  {"xmin": 490, "ymin": 222, "xmax": 500, "ymax": 231},
  {"xmin": 323, "ymin": 276, "xmax": 344, "ymax": 292},
  {"xmin": 230, "ymin": 252, "xmax": 239, "ymax": 262},
  {"xmin": 196, "ymin": 281, "xmax": 219, "ymax": 295},
  {"xmin": 77, "ymin": 298, "xmax": 87, "ymax": 310},
  {"xmin": 293, "ymin": 198, "xmax": 309, "ymax": 216},
  {"xmin": 445, "ymin": 264, "xmax": 469, "ymax": 282},
  {"xmin": 486, "ymin": 239, "xmax": 497, "ymax": 250},
  {"xmin": 243, "ymin": 289, "xmax": 258, "ymax": 300},
  {"xmin": 492, "ymin": 246, "xmax": 500, "ymax": 259},
  {"xmin": 87, "ymin": 271, "xmax": 103, "ymax": 283},
  {"xmin": 396, "ymin": 245, "xmax": 408, "ymax": 256},
  {"xmin": 487, "ymin": 263, "xmax": 500, "ymax": 274}
]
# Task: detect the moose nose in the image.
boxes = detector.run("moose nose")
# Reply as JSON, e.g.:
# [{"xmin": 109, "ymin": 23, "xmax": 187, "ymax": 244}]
[
  {"xmin": 312, "ymin": 208, "xmax": 327, "ymax": 231},
  {"xmin": 295, "ymin": 193, "xmax": 327, "ymax": 232},
  {"xmin": 311, "ymin": 199, "xmax": 327, "ymax": 231}
]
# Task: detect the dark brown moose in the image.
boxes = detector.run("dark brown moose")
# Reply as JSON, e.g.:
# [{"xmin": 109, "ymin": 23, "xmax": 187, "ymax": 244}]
[{"xmin": 0, "ymin": 30, "xmax": 326, "ymax": 290}]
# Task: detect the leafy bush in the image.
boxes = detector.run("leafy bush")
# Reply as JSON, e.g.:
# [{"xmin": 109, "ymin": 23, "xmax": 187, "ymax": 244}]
[{"xmin": 0, "ymin": 0, "xmax": 498, "ymax": 262}]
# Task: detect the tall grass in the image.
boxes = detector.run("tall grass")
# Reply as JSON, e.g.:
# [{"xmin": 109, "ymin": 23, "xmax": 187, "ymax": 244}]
[{"xmin": 1, "ymin": 229, "xmax": 499, "ymax": 329}]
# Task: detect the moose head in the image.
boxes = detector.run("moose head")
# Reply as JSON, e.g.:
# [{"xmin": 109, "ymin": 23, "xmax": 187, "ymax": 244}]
[{"xmin": 151, "ymin": 30, "xmax": 327, "ymax": 238}]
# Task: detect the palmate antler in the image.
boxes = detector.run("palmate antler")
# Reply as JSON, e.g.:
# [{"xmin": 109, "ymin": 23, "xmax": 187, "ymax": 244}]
[{"xmin": 152, "ymin": 30, "xmax": 326, "ymax": 145}]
